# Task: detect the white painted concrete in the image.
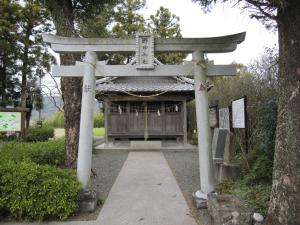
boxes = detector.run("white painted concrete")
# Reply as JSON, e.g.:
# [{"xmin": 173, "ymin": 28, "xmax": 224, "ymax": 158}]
[
  {"xmin": 77, "ymin": 51, "xmax": 97, "ymax": 188},
  {"xmin": 52, "ymin": 63, "xmax": 236, "ymax": 78},
  {"xmin": 96, "ymin": 152, "xmax": 198, "ymax": 225},
  {"xmin": 193, "ymin": 51, "xmax": 215, "ymax": 195},
  {"xmin": 42, "ymin": 32, "xmax": 245, "ymax": 53}
]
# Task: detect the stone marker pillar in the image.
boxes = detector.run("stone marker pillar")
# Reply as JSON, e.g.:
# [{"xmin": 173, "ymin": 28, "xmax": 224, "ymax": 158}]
[
  {"xmin": 77, "ymin": 51, "xmax": 97, "ymax": 188},
  {"xmin": 193, "ymin": 50, "xmax": 215, "ymax": 207}
]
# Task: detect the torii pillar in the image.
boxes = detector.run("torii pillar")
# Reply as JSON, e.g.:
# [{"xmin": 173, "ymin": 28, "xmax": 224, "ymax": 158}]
[
  {"xmin": 77, "ymin": 51, "xmax": 97, "ymax": 188},
  {"xmin": 193, "ymin": 51, "xmax": 215, "ymax": 206}
]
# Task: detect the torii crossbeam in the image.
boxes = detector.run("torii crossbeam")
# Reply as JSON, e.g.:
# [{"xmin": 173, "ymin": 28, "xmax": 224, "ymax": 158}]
[{"xmin": 43, "ymin": 32, "xmax": 246, "ymax": 207}]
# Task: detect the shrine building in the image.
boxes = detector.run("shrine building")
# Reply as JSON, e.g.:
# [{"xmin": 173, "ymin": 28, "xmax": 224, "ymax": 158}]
[{"xmin": 96, "ymin": 74, "xmax": 194, "ymax": 144}]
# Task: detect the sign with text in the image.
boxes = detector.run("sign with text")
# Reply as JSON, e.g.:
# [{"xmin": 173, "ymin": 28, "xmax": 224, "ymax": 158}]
[
  {"xmin": 219, "ymin": 108, "xmax": 230, "ymax": 130},
  {"xmin": 232, "ymin": 98, "xmax": 246, "ymax": 128},
  {"xmin": 136, "ymin": 33, "xmax": 154, "ymax": 70},
  {"xmin": 0, "ymin": 112, "xmax": 21, "ymax": 132}
]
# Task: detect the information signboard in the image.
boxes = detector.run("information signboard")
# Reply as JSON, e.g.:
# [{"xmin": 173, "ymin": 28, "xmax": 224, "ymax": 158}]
[
  {"xmin": 0, "ymin": 112, "xmax": 21, "ymax": 132},
  {"xmin": 232, "ymin": 98, "xmax": 245, "ymax": 128},
  {"xmin": 209, "ymin": 106, "xmax": 218, "ymax": 128},
  {"xmin": 219, "ymin": 108, "xmax": 230, "ymax": 130}
]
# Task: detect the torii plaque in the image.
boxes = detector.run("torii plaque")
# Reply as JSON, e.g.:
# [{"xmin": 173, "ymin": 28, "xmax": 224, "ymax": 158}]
[{"xmin": 43, "ymin": 32, "xmax": 246, "ymax": 206}]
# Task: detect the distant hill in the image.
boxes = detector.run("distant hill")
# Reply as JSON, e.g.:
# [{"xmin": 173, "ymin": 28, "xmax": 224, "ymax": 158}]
[{"xmin": 31, "ymin": 96, "xmax": 102, "ymax": 120}]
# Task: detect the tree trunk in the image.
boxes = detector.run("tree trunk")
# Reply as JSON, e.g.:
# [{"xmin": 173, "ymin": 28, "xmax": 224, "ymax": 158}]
[
  {"xmin": 266, "ymin": 1, "xmax": 300, "ymax": 224},
  {"xmin": 20, "ymin": 42, "xmax": 29, "ymax": 109},
  {"xmin": 0, "ymin": 54, "xmax": 7, "ymax": 107},
  {"xmin": 44, "ymin": 0, "xmax": 82, "ymax": 168}
]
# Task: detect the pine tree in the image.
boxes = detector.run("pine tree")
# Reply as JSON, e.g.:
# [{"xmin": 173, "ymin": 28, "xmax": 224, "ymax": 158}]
[
  {"xmin": 0, "ymin": 0, "xmax": 53, "ymax": 118},
  {"xmin": 0, "ymin": 0, "xmax": 20, "ymax": 107},
  {"xmin": 148, "ymin": 6, "xmax": 186, "ymax": 65}
]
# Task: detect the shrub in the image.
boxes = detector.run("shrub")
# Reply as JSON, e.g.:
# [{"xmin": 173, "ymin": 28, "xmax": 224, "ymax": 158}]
[
  {"xmin": 216, "ymin": 181, "xmax": 271, "ymax": 216},
  {"xmin": 0, "ymin": 161, "xmax": 81, "ymax": 221},
  {"xmin": 94, "ymin": 112, "xmax": 104, "ymax": 127},
  {"xmin": 0, "ymin": 139, "xmax": 65, "ymax": 166},
  {"xmin": 27, "ymin": 127, "xmax": 54, "ymax": 142}
]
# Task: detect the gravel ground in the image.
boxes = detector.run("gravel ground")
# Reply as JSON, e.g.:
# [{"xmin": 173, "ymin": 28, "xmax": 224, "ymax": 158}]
[
  {"xmin": 163, "ymin": 150, "xmax": 213, "ymax": 225},
  {"xmin": 68, "ymin": 149, "xmax": 129, "ymax": 221},
  {"xmin": 90, "ymin": 150, "xmax": 129, "ymax": 201}
]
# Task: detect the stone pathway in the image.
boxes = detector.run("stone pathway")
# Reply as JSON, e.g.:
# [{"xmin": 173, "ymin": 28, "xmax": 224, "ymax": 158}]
[{"xmin": 96, "ymin": 151, "xmax": 198, "ymax": 225}]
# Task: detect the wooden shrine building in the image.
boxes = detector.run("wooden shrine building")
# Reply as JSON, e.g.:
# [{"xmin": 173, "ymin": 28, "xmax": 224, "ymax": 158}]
[{"xmin": 96, "ymin": 75, "xmax": 195, "ymax": 144}]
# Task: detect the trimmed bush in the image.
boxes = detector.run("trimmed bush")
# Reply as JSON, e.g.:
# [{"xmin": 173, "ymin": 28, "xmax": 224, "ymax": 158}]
[
  {"xmin": 0, "ymin": 139, "xmax": 65, "ymax": 166},
  {"xmin": 0, "ymin": 161, "xmax": 81, "ymax": 221},
  {"xmin": 27, "ymin": 127, "xmax": 54, "ymax": 142}
]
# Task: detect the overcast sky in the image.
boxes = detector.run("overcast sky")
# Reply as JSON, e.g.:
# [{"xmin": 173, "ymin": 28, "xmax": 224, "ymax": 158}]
[{"xmin": 141, "ymin": 0, "xmax": 278, "ymax": 64}]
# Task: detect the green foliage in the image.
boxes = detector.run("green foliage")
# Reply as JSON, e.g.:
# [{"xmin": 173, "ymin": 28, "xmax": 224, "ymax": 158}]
[
  {"xmin": 192, "ymin": 131, "xmax": 198, "ymax": 145},
  {"xmin": 206, "ymin": 50, "xmax": 278, "ymax": 184},
  {"xmin": 0, "ymin": 139, "xmax": 65, "ymax": 166},
  {"xmin": 94, "ymin": 112, "xmax": 104, "ymax": 127},
  {"xmin": 27, "ymin": 127, "xmax": 54, "ymax": 142},
  {"xmin": 0, "ymin": 0, "xmax": 21, "ymax": 107},
  {"xmin": 0, "ymin": 161, "xmax": 81, "ymax": 221},
  {"xmin": 112, "ymin": 0, "xmax": 146, "ymax": 38},
  {"xmin": 148, "ymin": 6, "xmax": 186, "ymax": 64},
  {"xmin": 44, "ymin": 111, "xmax": 104, "ymax": 128},
  {"xmin": 245, "ymin": 154, "xmax": 273, "ymax": 184},
  {"xmin": 44, "ymin": 111, "xmax": 65, "ymax": 128},
  {"xmin": 216, "ymin": 181, "xmax": 271, "ymax": 216},
  {"xmin": 0, "ymin": 0, "xmax": 54, "ymax": 108}
]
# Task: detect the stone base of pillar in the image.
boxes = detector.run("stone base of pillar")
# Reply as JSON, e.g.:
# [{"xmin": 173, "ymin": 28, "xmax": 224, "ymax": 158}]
[
  {"xmin": 192, "ymin": 190, "xmax": 208, "ymax": 209},
  {"xmin": 78, "ymin": 189, "xmax": 98, "ymax": 213}
]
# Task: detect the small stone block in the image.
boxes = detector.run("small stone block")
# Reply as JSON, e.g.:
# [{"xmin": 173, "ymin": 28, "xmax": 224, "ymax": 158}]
[
  {"xmin": 192, "ymin": 190, "xmax": 208, "ymax": 209},
  {"xmin": 253, "ymin": 212, "xmax": 264, "ymax": 225},
  {"xmin": 207, "ymin": 194, "xmax": 253, "ymax": 225},
  {"xmin": 78, "ymin": 189, "xmax": 98, "ymax": 213}
]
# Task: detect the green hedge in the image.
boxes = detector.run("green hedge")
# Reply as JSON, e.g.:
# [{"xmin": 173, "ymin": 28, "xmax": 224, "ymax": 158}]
[
  {"xmin": 0, "ymin": 162, "xmax": 81, "ymax": 221},
  {"xmin": 94, "ymin": 112, "xmax": 104, "ymax": 127},
  {"xmin": 0, "ymin": 139, "xmax": 65, "ymax": 166},
  {"xmin": 27, "ymin": 127, "xmax": 54, "ymax": 142}
]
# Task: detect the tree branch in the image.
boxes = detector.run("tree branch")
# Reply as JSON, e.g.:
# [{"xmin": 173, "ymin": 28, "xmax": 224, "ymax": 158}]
[{"xmin": 244, "ymin": 0, "xmax": 277, "ymax": 20}]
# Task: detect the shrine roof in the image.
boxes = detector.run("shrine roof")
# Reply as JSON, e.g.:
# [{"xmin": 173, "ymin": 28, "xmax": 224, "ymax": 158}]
[{"xmin": 95, "ymin": 76, "xmax": 194, "ymax": 93}]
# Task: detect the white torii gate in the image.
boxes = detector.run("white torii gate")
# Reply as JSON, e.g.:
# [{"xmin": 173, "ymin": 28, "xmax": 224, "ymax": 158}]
[{"xmin": 43, "ymin": 32, "xmax": 245, "ymax": 205}]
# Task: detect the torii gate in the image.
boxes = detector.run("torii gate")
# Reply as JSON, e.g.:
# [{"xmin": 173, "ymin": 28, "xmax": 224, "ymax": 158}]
[{"xmin": 43, "ymin": 32, "xmax": 245, "ymax": 205}]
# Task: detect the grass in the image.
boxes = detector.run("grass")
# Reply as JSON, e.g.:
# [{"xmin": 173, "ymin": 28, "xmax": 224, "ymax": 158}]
[
  {"xmin": 216, "ymin": 180, "xmax": 271, "ymax": 216},
  {"xmin": 93, "ymin": 127, "xmax": 105, "ymax": 136}
]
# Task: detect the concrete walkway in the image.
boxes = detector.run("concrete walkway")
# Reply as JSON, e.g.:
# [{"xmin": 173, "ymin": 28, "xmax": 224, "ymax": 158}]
[{"xmin": 96, "ymin": 151, "xmax": 198, "ymax": 225}]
